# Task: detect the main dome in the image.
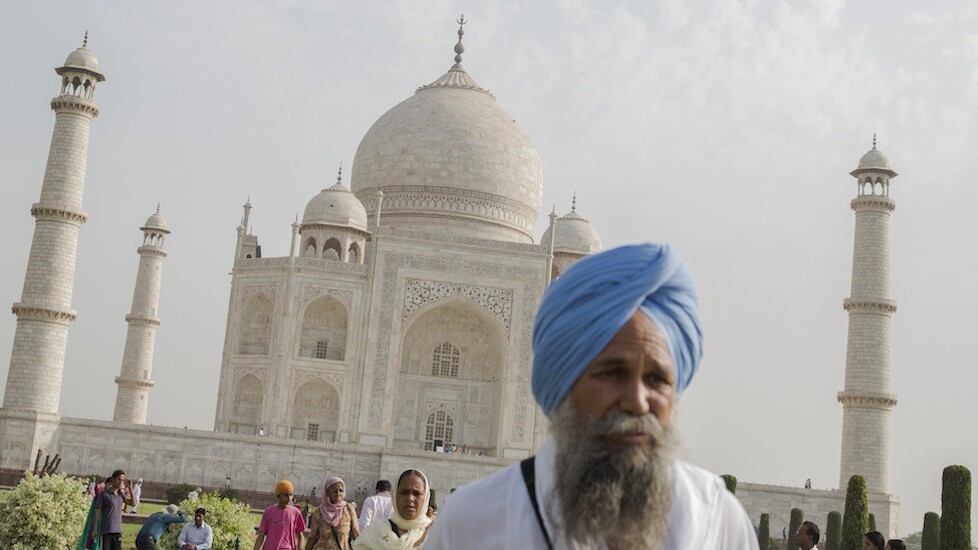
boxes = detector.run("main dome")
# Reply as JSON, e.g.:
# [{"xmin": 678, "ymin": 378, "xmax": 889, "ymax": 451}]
[{"xmin": 351, "ymin": 58, "xmax": 543, "ymax": 243}]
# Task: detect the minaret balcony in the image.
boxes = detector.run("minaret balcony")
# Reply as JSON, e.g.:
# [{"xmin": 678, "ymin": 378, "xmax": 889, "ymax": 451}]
[
  {"xmin": 837, "ymin": 390, "xmax": 898, "ymax": 408},
  {"xmin": 850, "ymin": 195, "xmax": 895, "ymax": 212},
  {"xmin": 49, "ymin": 94, "xmax": 100, "ymax": 117},
  {"xmin": 842, "ymin": 298, "xmax": 897, "ymax": 313}
]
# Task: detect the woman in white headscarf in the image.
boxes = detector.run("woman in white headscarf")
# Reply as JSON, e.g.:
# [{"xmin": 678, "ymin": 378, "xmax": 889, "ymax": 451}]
[{"xmin": 353, "ymin": 469, "xmax": 433, "ymax": 549}]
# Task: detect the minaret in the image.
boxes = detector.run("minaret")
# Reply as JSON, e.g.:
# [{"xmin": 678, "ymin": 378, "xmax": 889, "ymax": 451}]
[
  {"xmin": 3, "ymin": 36, "xmax": 105, "ymax": 413},
  {"xmin": 112, "ymin": 208, "xmax": 170, "ymax": 424},
  {"xmin": 838, "ymin": 136, "xmax": 898, "ymax": 494}
]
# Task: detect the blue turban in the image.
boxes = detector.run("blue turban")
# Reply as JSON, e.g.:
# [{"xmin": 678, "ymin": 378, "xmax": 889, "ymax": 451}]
[{"xmin": 532, "ymin": 243, "xmax": 703, "ymax": 414}]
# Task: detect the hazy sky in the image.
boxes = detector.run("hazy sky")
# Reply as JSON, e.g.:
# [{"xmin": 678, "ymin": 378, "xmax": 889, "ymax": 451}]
[{"xmin": 2, "ymin": 0, "xmax": 976, "ymax": 536}]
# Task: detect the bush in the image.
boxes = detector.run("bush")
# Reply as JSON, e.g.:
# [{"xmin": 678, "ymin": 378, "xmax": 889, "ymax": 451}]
[
  {"xmin": 167, "ymin": 483, "xmax": 198, "ymax": 505},
  {"xmin": 159, "ymin": 491, "xmax": 257, "ymax": 550},
  {"xmin": 0, "ymin": 472, "xmax": 89, "ymax": 549},
  {"xmin": 826, "ymin": 511, "xmax": 842, "ymax": 550},
  {"xmin": 720, "ymin": 474, "xmax": 737, "ymax": 494},
  {"xmin": 922, "ymin": 511, "xmax": 940, "ymax": 550},
  {"xmin": 759, "ymin": 513, "xmax": 770, "ymax": 550},
  {"xmin": 841, "ymin": 475, "xmax": 869, "ymax": 550},
  {"xmin": 869, "ymin": 512, "xmax": 876, "ymax": 531},
  {"xmin": 940, "ymin": 465, "xmax": 971, "ymax": 550},
  {"xmin": 787, "ymin": 508, "xmax": 803, "ymax": 550}
]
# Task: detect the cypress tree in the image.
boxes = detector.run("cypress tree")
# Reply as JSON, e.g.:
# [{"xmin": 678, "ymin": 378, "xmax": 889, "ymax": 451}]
[
  {"xmin": 841, "ymin": 475, "xmax": 869, "ymax": 550},
  {"xmin": 787, "ymin": 508, "xmax": 804, "ymax": 550},
  {"xmin": 759, "ymin": 513, "xmax": 771, "ymax": 550},
  {"xmin": 720, "ymin": 474, "xmax": 737, "ymax": 494},
  {"xmin": 922, "ymin": 511, "xmax": 940, "ymax": 550},
  {"xmin": 940, "ymin": 465, "xmax": 971, "ymax": 550},
  {"xmin": 826, "ymin": 511, "xmax": 842, "ymax": 550},
  {"xmin": 869, "ymin": 512, "xmax": 876, "ymax": 531}
]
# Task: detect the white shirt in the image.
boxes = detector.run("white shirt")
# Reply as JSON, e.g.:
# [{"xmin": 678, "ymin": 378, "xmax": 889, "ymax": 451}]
[
  {"xmin": 426, "ymin": 439, "xmax": 759, "ymax": 549},
  {"xmin": 178, "ymin": 521, "xmax": 213, "ymax": 550},
  {"xmin": 358, "ymin": 492, "xmax": 394, "ymax": 532}
]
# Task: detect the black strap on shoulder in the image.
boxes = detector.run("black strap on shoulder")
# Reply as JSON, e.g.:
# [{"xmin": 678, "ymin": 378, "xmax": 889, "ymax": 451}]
[{"xmin": 520, "ymin": 456, "xmax": 553, "ymax": 549}]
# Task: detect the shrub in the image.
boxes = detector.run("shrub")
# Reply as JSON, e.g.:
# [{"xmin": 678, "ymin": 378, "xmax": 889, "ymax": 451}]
[
  {"xmin": 922, "ymin": 511, "xmax": 940, "ymax": 550},
  {"xmin": 787, "ymin": 508, "xmax": 803, "ymax": 550},
  {"xmin": 940, "ymin": 465, "xmax": 971, "ymax": 550},
  {"xmin": 869, "ymin": 512, "xmax": 876, "ymax": 531},
  {"xmin": 159, "ymin": 491, "xmax": 257, "ymax": 550},
  {"xmin": 826, "ymin": 511, "xmax": 842, "ymax": 550},
  {"xmin": 841, "ymin": 475, "xmax": 869, "ymax": 550},
  {"xmin": 167, "ymin": 482, "xmax": 197, "ymax": 505},
  {"xmin": 0, "ymin": 472, "xmax": 89, "ymax": 549},
  {"xmin": 720, "ymin": 474, "xmax": 737, "ymax": 494},
  {"xmin": 759, "ymin": 513, "xmax": 770, "ymax": 550}
]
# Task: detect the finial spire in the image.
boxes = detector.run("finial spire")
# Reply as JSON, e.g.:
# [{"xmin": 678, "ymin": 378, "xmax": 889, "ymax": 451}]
[
  {"xmin": 155, "ymin": 202, "xmax": 160, "ymax": 214},
  {"xmin": 571, "ymin": 192, "xmax": 577, "ymax": 212},
  {"xmin": 337, "ymin": 163, "xmax": 343, "ymax": 185},
  {"xmin": 454, "ymin": 15, "xmax": 467, "ymax": 65},
  {"xmin": 872, "ymin": 133, "xmax": 877, "ymax": 149},
  {"xmin": 83, "ymin": 30, "xmax": 88, "ymax": 48}
]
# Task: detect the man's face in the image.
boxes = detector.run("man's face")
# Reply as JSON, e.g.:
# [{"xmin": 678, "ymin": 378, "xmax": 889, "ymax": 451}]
[
  {"xmin": 568, "ymin": 311, "xmax": 676, "ymax": 434},
  {"xmin": 194, "ymin": 512, "xmax": 204, "ymax": 527},
  {"xmin": 276, "ymin": 492, "xmax": 292, "ymax": 507},
  {"xmin": 795, "ymin": 525, "xmax": 812, "ymax": 548},
  {"xmin": 112, "ymin": 474, "xmax": 126, "ymax": 491}
]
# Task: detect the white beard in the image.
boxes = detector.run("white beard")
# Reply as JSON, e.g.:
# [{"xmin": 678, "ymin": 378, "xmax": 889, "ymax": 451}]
[{"xmin": 549, "ymin": 401, "xmax": 679, "ymax": 549}]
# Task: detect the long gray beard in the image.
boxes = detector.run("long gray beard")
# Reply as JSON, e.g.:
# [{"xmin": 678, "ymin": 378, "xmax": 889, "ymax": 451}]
[{"xmin": 550, "ymin": 401, "xmax": 679, "ymax": 549}]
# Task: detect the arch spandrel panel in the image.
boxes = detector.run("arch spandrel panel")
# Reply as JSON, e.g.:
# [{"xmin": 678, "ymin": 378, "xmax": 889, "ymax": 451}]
[{"xmin": 291, "ymin": 378, "xmax": 341, "ymax": 442}]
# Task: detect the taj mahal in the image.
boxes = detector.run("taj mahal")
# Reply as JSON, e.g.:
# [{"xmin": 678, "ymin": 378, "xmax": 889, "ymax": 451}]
[{"xmin": 0, "ymin": 23, "xmax": 902, "ymax": 538}]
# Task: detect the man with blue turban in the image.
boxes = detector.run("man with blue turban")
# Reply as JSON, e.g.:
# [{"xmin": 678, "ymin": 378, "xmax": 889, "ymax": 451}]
[{"xmin": 428, "ymin": 244, "xmax": 757, "ymax": 549}]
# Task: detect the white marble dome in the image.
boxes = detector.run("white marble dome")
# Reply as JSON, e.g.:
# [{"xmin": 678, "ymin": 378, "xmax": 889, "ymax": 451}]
[
  {"xmin": 58, "ymin": 46, "xmax": 105, "ymax": 81},
  {"xmin": 303, "ymin": 181, "xmax": 369, "ymax": 232},
  {"xmin": 142, "ymin": 211, "xmax": 169, "ymax": 233},
  {"xmin": 351, "ymin": 63, "xmax": 543, "ymax": 243},
  {"xmin": 851, "ymin": 144, "xmax": 897, "ymax": 177},
  {"xmin": 541, "ymin": 209, "xmax": 602, "ymax": 255}
]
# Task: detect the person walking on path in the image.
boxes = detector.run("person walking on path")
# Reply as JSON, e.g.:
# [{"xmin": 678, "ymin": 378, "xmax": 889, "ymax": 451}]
[
  {"xmin": 358, "ymin": 480, "xmax": 393, "ymax": 532},
  {"xmin": 255, "ymin": 480, "xmax": 306, "ymax": 550},
  {"xmin": 307, "ymin": 477, "xmax": 360, "ymax": 550}
]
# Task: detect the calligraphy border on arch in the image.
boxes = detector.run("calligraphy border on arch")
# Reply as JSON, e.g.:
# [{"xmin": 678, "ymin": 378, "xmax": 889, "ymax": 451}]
[
  {"xmin": 402, "ymin": 279, "xmax": 512, "ymax": 331},
  {"xmin": 367, "ymin": 252, "xmax": 541, "ymax": 444}
]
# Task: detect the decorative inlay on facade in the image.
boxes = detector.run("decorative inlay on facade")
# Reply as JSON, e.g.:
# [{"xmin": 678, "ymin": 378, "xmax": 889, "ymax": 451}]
[
  {"xmin": 837, "ymin": 391, "xmax": 898, "ymax": 408},
  {"xmin": 11, "ymin": 303, "xmax": 76, "ymax": 324},
  {"xmin": 301, "ymin": 286, "xmax": 354, "ymax": 308},
  {"xmin": 842, "ymin": 299, "xmax": 897, "ymax": 313},
  {"xmin": 293, "ymin": 368, "xmax": 345, "ymax": 393},
  {"xmin": 368, "ymin": 251, "xmax": 542, "ymax": 445},
  {"xmin": 234, "ymin": 367, "xmax": 269, "ymax": 385},
  {"xmin": 403, "ymin": 280, "xmax": 512, "ymax": 330},
  {"xmin": 376, "ymin": 190, "xmax": 534, "ymax": 233},
  {"xmin": 423, "ymin": 401, "xmax": 460, "ymax": 418},
  {"xmin": 375, "ymin": 226, "xmax": 542, "ymax": 254},
  {"xmin": 238, "ymin": 257, "xmax": 368, "ymax": 275},
  {"xmin": 30, "ymin": 203, "xmax": 88, "ymax": 225},
  {"xmin": 242, "ymin": 285, "xmax": 278, "ymax": 301}
]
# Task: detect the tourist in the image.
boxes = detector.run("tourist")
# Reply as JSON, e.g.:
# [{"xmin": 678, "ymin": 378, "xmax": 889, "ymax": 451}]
[
  {"xmin": 89, "ymin": 469, "xmax": 135, "ymax": 550},
  {"xmin": 353, "ymin": 469, "xmax": 433, "ymax": 549},
  {"xmin": 188, "ymin": 487, "xmax": 203, "ymax": 501},
  {"xmin": 311, "ymin": 485, "xmax": 318, "ymax": 501},
  {"xmin": 426, "ymin": 244, "xmax": 758, "ymax": 549},
  {"xmin": 255, "ymin": 480, "xmax": 306, "ymax": 550},
  {"xmin": 177, "ymin": 508, "xmax": 213, "ymax": 550},
  {"xmin": 795, "ymin": 521, "xmax": 820, "ymax": 550},
  {"xmin": 864, "ymin": 531, "xmax": 886, "ymax": 550},
  {"xmin": 135, "ymin": 504, "xmax": 185, "ymax": 550},
  {"xmin": 129, "ymin": 478, "xmax": 143, "ymax": 513},
  {"xmin": 886, "ymin": 540, "xmax": 907, "ymax": 550},
  {"xmin": 307, "ymin": 476, "xmax": 360, "ymax": 549},
  {"xmin": 358, "ymin": 480, "xmax": 393, "ymax": 532}
]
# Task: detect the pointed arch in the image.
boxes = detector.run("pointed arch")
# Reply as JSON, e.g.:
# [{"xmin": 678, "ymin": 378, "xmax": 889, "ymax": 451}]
[
  {"xmin": 238, "ymin": 294, "xmax": 273, "ymax": 354},
  {"xmin": 303, "ymin": 237, "xmax": 317, "ymax": 257},
  {"xmin": 291, "ymin": 378, "xmax": 340, "ymax": 442},
  {"xmin": 322, "ymin": 238, "xmax": 342, "ymax": 260},
  {"xmin": 230, "ymin": 374, "xmax": 263, "ymax": 434},
  {"xmin": 299, "ymin": 296, "xmax": 348, "ymax": 360},
  {"xmin": 348, "ymin": 242, "xmax": 361, "ymax": 264}
]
